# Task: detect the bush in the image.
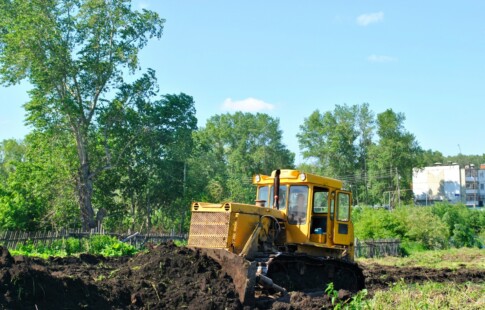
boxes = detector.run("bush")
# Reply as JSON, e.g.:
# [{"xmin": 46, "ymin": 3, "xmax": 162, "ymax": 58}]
[
  {"xmin": 400, "ymin": 240, "xmax": 427, "ymax": 256},
  {"xmin": 431, "ymin": 203, "xmax": 483, "ymax": 248},
  {"xmin": 398, "ymin": 206, "xmax": 449, "ymax": 250},
  {"xmin": 353, "ymin": 206, "xmax": 401, "ymax": 240},
  {"xmin": 353, "ymin": 205, "xmax": 453, "ymax": 250}
]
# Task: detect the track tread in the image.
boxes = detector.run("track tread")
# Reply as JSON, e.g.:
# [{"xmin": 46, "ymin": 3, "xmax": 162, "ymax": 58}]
[{"xmin": 265, "ymin": 254, "xmax": 365, "ymax": 292}]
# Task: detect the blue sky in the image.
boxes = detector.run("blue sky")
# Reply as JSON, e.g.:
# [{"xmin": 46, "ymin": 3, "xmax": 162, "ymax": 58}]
[{"xmin": 1, "ymin": 1, "xmax": 484, "ymax": 163}]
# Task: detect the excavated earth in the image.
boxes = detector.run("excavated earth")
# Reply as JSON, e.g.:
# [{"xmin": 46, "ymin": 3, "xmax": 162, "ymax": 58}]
[{"xmin": 1, "ymin": 243, "xmax": 484, "ymax": 310}]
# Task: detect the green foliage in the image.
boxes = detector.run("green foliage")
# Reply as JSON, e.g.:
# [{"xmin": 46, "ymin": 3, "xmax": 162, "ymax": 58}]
[
  {"xmin": 353, "ymin": 204, "xmax": 485, "ymax": 251},
  {"xmin": 64, "ymin": 238, "xmax": 83, "ymax": 255},
  {"xmin": 297, "ymin": 103, "xmax": 374, "ymax": 185},
  {"xmin": 325, "ymin": 282, "xmax": 371, "ymax": 310},
  {"xmin": 399, "ymin": 240, "xmax": 427, "ymax": 255},
  {"xmin": 189, "ymin": 112, "xmax": 294, "ymax": 204},
  {"xmin": 0, "ymin": 0, "xmax": 165, "ymax": 229},
  {"xmin": 10, "ymin": 236, "xmax": 137, "ymax": 258},
  {"xmin": 353, "ymin": 206, "xmax": 401, "ymax": 240},
  {"xmin": 173, "ymin": 239, "xmax": 188, "ymax": 247},
  {"xmin": 95, "ymin": 91, "xmax": 197, "ymax": 232},
  {"xmin": 394, "ymin": 206, "xmax": 449, "ymax": 250},
  {"xmin": 367, "ymin": 110, "xmax": 422, "ymax": 206},
  {"xmin": 0, "ymin": 133, "xmax": 79, "ymax": 230},
  {"xmin": 297, "ymin": 105, "xmax": 423, "ymax": 207},
  {"xmin": 431, "ymin": 203, "xmax": 483, "ymax": 248}
]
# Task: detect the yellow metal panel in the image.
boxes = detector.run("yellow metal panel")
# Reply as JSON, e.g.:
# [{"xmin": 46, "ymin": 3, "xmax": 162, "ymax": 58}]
[
  {"xmin": 285, "ymin": 223, "xmax": 309, "ymax": 243},
  {"xmin": 309, "ymin": 234, "xmax": 326, "ymax": 243},
  {"xmin": 231, "ymin": 213, "xmax": 260, "ymax": 254},
  {"xmin": 253, "ymin": 169, "xmax": 343, "ymax": 189},
  {"xmin": 333, "ymin": 191, "xmax": 353, "ymax": 246},
  {"xmin": 188, "ymin": 211, "xmax": 231, "ymax": 248}
]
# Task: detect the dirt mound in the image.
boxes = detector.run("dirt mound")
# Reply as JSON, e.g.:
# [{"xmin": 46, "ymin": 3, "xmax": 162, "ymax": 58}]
[
  {"xmin": 0, "ymin": 244, "xmax": 241, "ymax": 309},
  {"xmin": 1, "ymin": 244, "xmax": 484, "ymax": 309},
  {"xmin": 110, "ymin": 243, "xmax": 241, "ymax": 309}
]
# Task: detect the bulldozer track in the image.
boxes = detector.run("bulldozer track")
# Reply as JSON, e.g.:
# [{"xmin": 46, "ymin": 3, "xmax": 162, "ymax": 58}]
[{"xmin": 259, "ymin": 253, "xmax": 365, "ymax": 293}]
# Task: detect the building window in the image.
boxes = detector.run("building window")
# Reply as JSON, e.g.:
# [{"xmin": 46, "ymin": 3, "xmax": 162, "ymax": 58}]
[{"xmin": 481, "ymin": 184, "xmax": 484, "ymax": 190}]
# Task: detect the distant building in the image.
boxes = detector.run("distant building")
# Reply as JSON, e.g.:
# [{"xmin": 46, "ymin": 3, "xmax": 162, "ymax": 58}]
[
  {"xmin": 412, "ymin": 164, "xmax": 461, "ymax": 205},
  {"xmin": 412, "ymin": 163, "xmax": 484, "ymax": 207},
  {"xmin": 478, "ymin": 164, "xmax": 485, "ymax": 207},
  {"xmin": 464, "ymin": 164, "xmax": 479, "ymax": 207}
]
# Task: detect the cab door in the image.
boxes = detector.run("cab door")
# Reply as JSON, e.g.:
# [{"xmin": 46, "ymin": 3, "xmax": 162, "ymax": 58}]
[{"xmin": 333, "ymin": 191, "xmax": 352, "ymax": 245}]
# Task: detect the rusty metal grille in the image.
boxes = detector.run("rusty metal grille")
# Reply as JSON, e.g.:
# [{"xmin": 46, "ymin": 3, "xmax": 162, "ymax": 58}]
[{"xmin": 188, "ymin": 212, "xmax": 230, "ymax": 248}]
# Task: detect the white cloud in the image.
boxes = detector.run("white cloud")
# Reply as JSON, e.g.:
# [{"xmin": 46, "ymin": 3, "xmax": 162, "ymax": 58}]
[
  {"xmin": 367, "ymin": 54, "xmax": 397, "ymax": 63},
  {"xmin": 221, "ymin": 98, "xmax": 275, "ymax": 112},
  {"xmin": 137, "ymin": 1, "xmax": 150, "ymax": 10},
  {"xmin": 357, "ymin": 12, "xmax": 384, "ymax": 26}
]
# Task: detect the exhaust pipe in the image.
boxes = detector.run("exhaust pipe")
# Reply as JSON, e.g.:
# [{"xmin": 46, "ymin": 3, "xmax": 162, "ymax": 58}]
[{"xmin": 273, "ymin": 169, "xmax": 280, "ymax": 210}]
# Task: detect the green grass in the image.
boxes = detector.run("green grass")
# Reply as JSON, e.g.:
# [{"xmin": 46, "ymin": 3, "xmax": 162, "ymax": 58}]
[
  {"xmin": 370, "ymin": 281, "xmax": 485, "ymax": 310},
  {"xmin": 356, "ymin": 248, "xmax": 485, "ymax": 309},
  {"xmin": 357, "ymin": 247, "xmax": 485, "ymax": 269},
  {"xmin": 173, "ymin": 239, "xmax": 187, "ymax": 247},
  {"xmin": 9, "ymin": 235, "xmax": 138, "ymax": 258}
]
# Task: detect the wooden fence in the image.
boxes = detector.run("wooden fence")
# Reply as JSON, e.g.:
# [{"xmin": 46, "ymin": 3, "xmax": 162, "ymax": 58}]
[
  {"xmin": 354, "ymin": 238, "xmax": 401, "ymax": 258},
  {"xmin": 1, "ymin": 229, "xmax": 401, "ymax": 258},
  {"xmin": 0, "ymin": 228, "xmax": 186, "ymax": 250}
]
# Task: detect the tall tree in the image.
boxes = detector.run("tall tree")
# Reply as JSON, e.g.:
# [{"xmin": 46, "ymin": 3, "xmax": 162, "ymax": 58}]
[
  {"xmin": 297, "ymin": 103, "xmax": 374, "ymax": 184},
  {"xmin": 95, "ymin": 86, "xmax": 197, "ymax": 232},
  {"xmin": 0, "ymin": 0, "xmax": 164, "ymax": 229},
  {"xmin": 367, "ymin": 109, "xmax": 423, "ymax": 206},
  {"xmin": 190, "ymin": 112, "xmax": 295, "ymax": 203}
]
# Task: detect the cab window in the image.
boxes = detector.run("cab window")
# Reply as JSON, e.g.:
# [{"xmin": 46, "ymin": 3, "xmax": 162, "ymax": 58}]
[
  {"xmin": 288, "ymin": 185, "xmax": 308, "ymax": 224},
  {"xmin": 257, "ymin": 186, "xmax": 269, "ymax": 206},
  {"xmin": 270, "ymin": 185, "xmax": 287, "ymax": 210},
  {"xmin": 337, "ymin": 192, "xmax": 350, "ymax": 222},
  {"xmin": 313, "ymin": 187, "xmax": 329, "ymax": 214}
]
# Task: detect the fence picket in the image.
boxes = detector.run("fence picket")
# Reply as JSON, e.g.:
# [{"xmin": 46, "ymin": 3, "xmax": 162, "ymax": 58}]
[
  {"xmin": 0, "ymin": 229, "xmax": 187, "ymax": 251},
  {"xmin": 354, "ymin": 238, "xmax": 401, "ymax": 258},
  {"xmin": 1, "ymin": 231, "xmax": 399, "ymax": 258}
]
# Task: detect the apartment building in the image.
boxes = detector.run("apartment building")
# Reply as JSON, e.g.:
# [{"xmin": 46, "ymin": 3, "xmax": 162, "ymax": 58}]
[
  {"xmin": 412, "ymin": 163, "xmax": 484, "ymax": 207},
  {"xmin": 478, "ymin": 164, "xmax": 485, "ymax": 206},
  {"xmin": 412, "ymin": 164, "xmax": 461, "ymax": 205}
]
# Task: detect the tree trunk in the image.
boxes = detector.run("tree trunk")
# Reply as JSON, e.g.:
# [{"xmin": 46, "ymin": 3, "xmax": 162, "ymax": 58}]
[{"xmin": 74, "ymin": 125, "xmax": 96, "ymax": 230}]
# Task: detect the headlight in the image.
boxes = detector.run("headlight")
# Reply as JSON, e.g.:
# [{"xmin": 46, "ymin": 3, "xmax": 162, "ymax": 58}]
[
  {"xmin": 299, "ymin": 173, "xmax": 306, "ymax": 181},
  {"xmin": 255, "ymin": 174, "xmax": 261, "ymax": 182}
]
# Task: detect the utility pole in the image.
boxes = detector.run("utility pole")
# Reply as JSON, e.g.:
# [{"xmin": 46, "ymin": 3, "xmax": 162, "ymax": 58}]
[{"xmin": 397, "ymin": 168, "xmax": 401, "ymax": 207}]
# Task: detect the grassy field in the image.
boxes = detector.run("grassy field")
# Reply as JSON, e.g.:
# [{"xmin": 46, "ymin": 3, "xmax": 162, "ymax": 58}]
[
  {"xmin": 359, "ymin": 248, "xmax": 485, "ymax": 310},
  {"xmin": 370, "ymin": 281, "xmax": 484, "ymax": 310},
  {"xmin": 357, "ymin": 247, "xmax": 485, "ymax": 269}
]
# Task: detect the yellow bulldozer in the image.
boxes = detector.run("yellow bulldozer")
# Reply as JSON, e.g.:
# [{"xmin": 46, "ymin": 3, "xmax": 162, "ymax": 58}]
[{"xmin": 188, "ymin": 169, "xmax": 365, "ymax": 305}]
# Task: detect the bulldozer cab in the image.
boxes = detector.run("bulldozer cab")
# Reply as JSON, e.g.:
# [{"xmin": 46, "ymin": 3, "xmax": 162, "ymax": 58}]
[{"xmin": 254, "ymin": 170, "xmax": 354, "ymax": 249}]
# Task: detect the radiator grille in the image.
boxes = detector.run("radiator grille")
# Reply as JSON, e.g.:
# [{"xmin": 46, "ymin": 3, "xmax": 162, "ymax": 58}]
[{"xmin": 188, "ymin": 212, "xmax": 231, "ymax": 248}]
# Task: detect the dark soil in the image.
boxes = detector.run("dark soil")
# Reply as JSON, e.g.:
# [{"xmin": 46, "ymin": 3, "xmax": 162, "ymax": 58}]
[
  {"xmin": 1, "ymin": 244, "xmax": 484, "ymax": 310},
  {"xmin": 0, "ymin": 243, "xmax": 240, "ymax": 310}
]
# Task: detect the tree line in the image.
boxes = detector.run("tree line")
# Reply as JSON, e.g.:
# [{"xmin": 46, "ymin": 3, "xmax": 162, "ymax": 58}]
[{"xmin": 1, "ymin": 1, "xmax": 484, "ymax": 233}]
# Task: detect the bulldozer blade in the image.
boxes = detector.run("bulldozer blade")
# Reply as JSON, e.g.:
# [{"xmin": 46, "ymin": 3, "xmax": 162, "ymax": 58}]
[{"xmin": 192, "ymin": 248, "xmax": 258, "ymax": 306}]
